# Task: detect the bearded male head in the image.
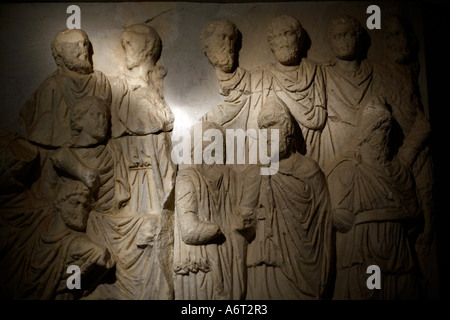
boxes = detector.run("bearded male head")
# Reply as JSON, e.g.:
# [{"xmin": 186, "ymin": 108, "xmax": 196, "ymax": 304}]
[
  {"xmin": 267, "ymin": 15, "xmax": 304, "ymax": 66},
  {"xmin": 52, "ymin": 29, "xmax": 93, "ymax": 75},
  {"xmin": 201, "ymin": 18, "xmax": 238, "ymax": 73}
]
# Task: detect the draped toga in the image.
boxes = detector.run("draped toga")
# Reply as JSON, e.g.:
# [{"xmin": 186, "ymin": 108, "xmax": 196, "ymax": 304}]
[
  {"xmin": 319, "ymin": 60, "xmax": 375, "ymax": 168},
  {"xmin": 173, "ymin": 166, "xmax": 246, "ymax": 300},
  {"xmin": 85, "ymin": 75, "xmax": 176, "ymax": 299},
  {"xmin": 19, "ymin": 70, "xmax": 111, "ymax": 148},
  {"xmin": 326, "ymin": 150, "xmax": 422, "ymax": 299},
  {"xmin": 244, "ymin": 152, "xmax": 333, "ymax": 299}
]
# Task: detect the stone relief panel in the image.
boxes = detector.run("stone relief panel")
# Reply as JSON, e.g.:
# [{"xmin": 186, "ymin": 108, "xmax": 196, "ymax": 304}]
[
  {"xmin": 173, "ymin": 121, "xmax": 246, "ymax": 300},
  {"xmin": 242, "ymin": 96, "xmax": 334, "ymax": 299},
  {"xmin": 326, "ymin": 102, "xmax": 430, "ymax": 299},
  {"xmin": 86, "ymin": 23, "xmax": 176, "ymax": 300},
  {"xmin": 0, "ymin": 1, "xmax": 440, "ymax": 301}
]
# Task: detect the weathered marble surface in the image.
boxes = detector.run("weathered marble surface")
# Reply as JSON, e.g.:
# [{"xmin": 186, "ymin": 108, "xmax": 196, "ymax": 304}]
[{"xmin": 0, "ymin": 1, "xmax": 439, "ymax": 300}]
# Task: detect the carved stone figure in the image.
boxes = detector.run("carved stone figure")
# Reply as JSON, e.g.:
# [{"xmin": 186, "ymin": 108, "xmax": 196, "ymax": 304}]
[
  {"xmin": 374, "ymin": 16, "xmax": 436, "ymax": 297},
  {"xmin": 375, "ymin": 16, "xmax": 422, "ymax": 146},
  {"xmin": 240, "ymin": 96, "xmax": 333, "ymax": 299},
  {"xmin": 201, "ymin": 18, "xmax": 251, "ymax": 132},
  {"xmin": 319, "ymin": 14, "xmax": 374, "ymax": 168},
  {"xmin": 19, "ymin": 29, "xmax": 111, "ymax": 148},
  {"xmin": 1, "ymin": 29, "xmax": 118, "ymax": 300},
  {"xmin": 201, "ymin": 18, "xmax": 238, "ymax": 77},
  {"xmin": 111, "ymin": 23, "xmax": 175, "ymax": 217},
  {"xmin": 17, "ymin": 29, "xmax": 112, "ymax": 206},
  {"xmin": 0, "ymin": 95, "xmax": 125, "ymax": 299},
  {"xmin": 50, "ymin": 96, "xmax": 130, "ymax": 213},
  {"xmin": 86, "ymin": 24, "xmax": 176, "ymax": 300},
  {"xmin": 173, "ymin": 121, "xmax": 246, "ymax": 300},
  {"xmin": 325, "ymin": 103, "xmax": 430, "ymax": 299},
  {"xmin": 249, "ymin": 15, "xmax": 326, "ymax": 160},
  {"xmin": 0, "ymin": 176, "xmax": 115, "ymax": 300},
  {"xmin": 0, "ymin": 3, "xmax": 437, "ymax": 301}
]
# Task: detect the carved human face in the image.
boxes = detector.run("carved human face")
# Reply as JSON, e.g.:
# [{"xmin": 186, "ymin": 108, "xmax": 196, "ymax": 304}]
[
  {"xmin": 60, "ymin": 191, "xmax": 90, "ymax": 231},
  {"xmin": 384, "ymin": 20, "xmax": 412, "ymax": 64},
  {"xmin": 82, "ymin": 103, "xmax": 108, "ymax": 141},
  {"xmin": 121, "ymin": 31, "xmax": 158, "ymax": 70},
  {"xmin": 259, "ymin": 116, "xmax": 292, "ymax": 160},
  {"xmin": 59, "ymin": 31, "xmax": 93, "ymax": 74},
  {"xmin": 269, "ymin": 126, "xmax": 291, "ymax": 160},
  {"xmin": 329, "ymin": 22, "xmax": 359, "ymax": 61},
  {"xmin": 268, "ymin": 22, "xmax": 301, "ymax": 66},
  {"xmin": 205, "ymin": 23, "xmax": 237, "ymax": 73}
]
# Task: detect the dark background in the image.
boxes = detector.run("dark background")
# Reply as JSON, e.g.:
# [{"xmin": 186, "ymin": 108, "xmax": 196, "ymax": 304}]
[{"xmin": 422, "ymin": 0, "xmax": 450, "ymax": 301}]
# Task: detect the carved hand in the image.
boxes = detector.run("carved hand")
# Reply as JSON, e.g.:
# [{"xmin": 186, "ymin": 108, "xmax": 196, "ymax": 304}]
[
  {"xmin": 93, "ymin": 245, "xmax": 115, "ymax": 270},
  {"xmin": 232, "ymin": 210, "xmax": 255, "ymax": 231},
  {"xmin": 179, "ymin": 215, "xmax": 222, "ymax": 245},
  {"xmin": 276, "ymin": 90, "xmax": 326, "ymax": 130},
  {"xmin": 136, "ymin": 214, "xmax": 161, "ymax": 248}
]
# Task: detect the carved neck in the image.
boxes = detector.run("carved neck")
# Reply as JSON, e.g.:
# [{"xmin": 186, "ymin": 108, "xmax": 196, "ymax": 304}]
[
  {"xmin": 126, "ymin": 63, "xmax": 154, "ymax": 87},
  {"xmin": 334, "ymin": 59, "xmax": 361, "ymax": 73},
  {"xmin": 215, "ymin": 67, "xmax": 236, "ymax": 79},
  {"xmin": 275, "ymin": 61, "xmax": 299, "ymax": 72}
]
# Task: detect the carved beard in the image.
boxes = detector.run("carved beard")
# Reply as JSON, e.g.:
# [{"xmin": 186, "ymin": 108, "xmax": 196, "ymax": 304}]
[
  {"xmin": 63, "ymin": 56, "xmax": 93, "ymax": 75},
  {"xmin": 207, "ymin": 49, "xmax": 234, "ymax": 73},
  {"xmin": 272, "ymin": 46, "xmax": 299, "ymax": 66}
]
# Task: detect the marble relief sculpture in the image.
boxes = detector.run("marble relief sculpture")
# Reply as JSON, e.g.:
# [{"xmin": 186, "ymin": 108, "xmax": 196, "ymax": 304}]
[
  {"xmin": 173, "ymin": 122, "xmax": 247, "ymax": 300},
  {"xmin": 0, "ymin": 177, "xmax": 115, "ymax": 299},
  {"xmin": 239, "ymin": 97, "xmax": 333, "ymax": 299},
  {"xmin": 86, "ymin": 23, "xmax": 176, "ymax": 300},
  {"xmin": 249, "ymin": 15, "xmax": 327, "ymax": 159},
  {"xmin": 374, "ymin": 17, "xmax": 435, "ymax": 296},
  {"xmin": 111, "ymin": 23, "xmax": 175, "ymax": 216},
  {"xmin": 19, "ymin": 29, "xmax": 112, "ymax": 149},
  {"xmin": 195, "ymin": 13, "xmax": 435, "ymax": 300},
  {"xmin": 17, "ymin": 29, "xmax": 112, "ymax": 206},
  {"xmin": 0, "ymin": 29, "xmax": 117, "ymax": 299},
  {"xmin": 201, "ymin": 18, "xmax": 251, "ymax": 132},
  {"xmin": 0, "ymin": 95, "xmax": 117, "ymax": 299},
  {"xmin": 50, "ymin": 96, "xmax": 130, "ymax": 215},
  {"xmin": 319, "ymin": 14, "xmax": 375, "ymax": 169},
  {"xmin": 0, "ymin": 6, "xmax": 436, "ymax": 301},
  {"xmin": 326, "ymin": 103, "xmax": 430, "ymax": 299}
]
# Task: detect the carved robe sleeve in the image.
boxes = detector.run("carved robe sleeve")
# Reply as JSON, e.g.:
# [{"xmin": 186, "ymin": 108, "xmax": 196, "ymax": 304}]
[
  {"xmin": 233, "ymin": 165, "xmax": 260, "ymax": 237},
  {"xmin": 397, "ymin": 109, "xmax": 431, "ymax": 168},
  {"xmin": 175, "ymin": 169, "xmax": 221, "ymax": 245},
  {"xmin": 112, "ymin": 79, "xmax": 174, "ymax": 137},
  {"xmin": 50, "ymin": 147, "xmax": 100, "ymax": 191},
  {"xmin": 202, "ymin": 67, "xmax": 250, "ymax": 128},
  {"xmin": 275, "ymin": 63, "xmax": 327, "ymax": 131},
  {"xmin": 19, "ymin": 76, "xmax": 69, "ymax": 147},
  {"xmin": 326, "ymin": 160, "xmax": 356, "ymax": 233}
]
